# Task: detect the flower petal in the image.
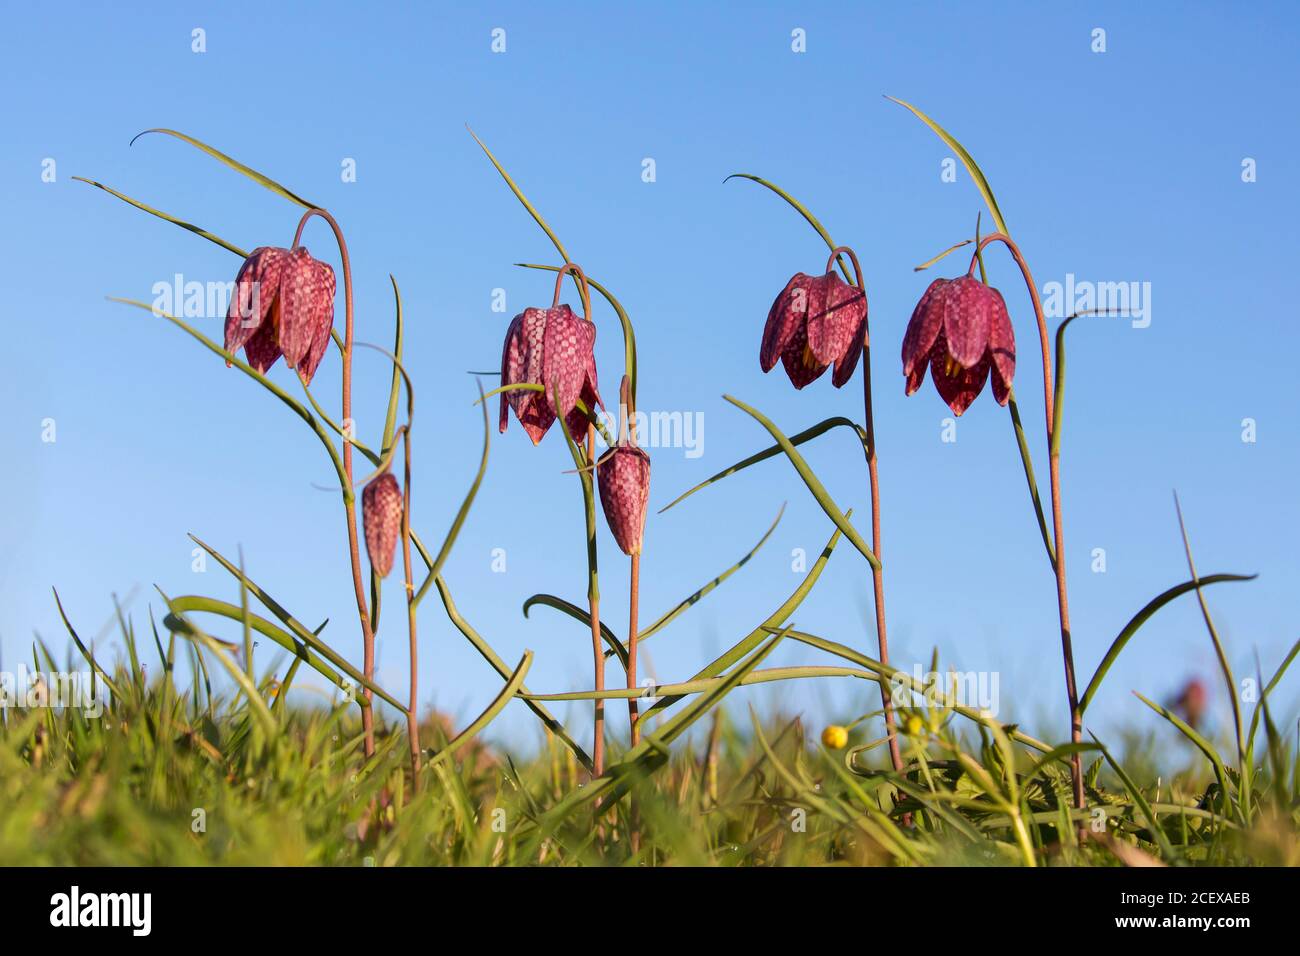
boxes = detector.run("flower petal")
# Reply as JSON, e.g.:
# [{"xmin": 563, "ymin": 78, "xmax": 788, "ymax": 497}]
[
  {"xmin": 277, "ymin": 248, "xmax": 323, "ymax": 369},
  {"xmin": 901, "ymin": 278, "xmax": 946, "ymax": 377},
  {"xmin": 296, "ymin": 258, "xmax": 336, "ymax": 386},
  {"xmin": 224, "ymin": 247, "xmax": 286, "ymax": 356},
  {"xmin": 942, "ymin": 277, "xmax": 993, "ymax": 369},
  {"xmin": 541, "ymin": 305, "xmax": 596, "ymax": 421},
  {"xmin": 242, "ymin": 310, "xmax": 283, "ymax": 375},
  {"xmin": 930, "ymin": 344, "xmax": 990, "ymax": 416},
  {"xmin": 987, "ymin": 287, "xmax": 1015, "ymax": 405},
  {"xmin": 779, "ymin": 321, "xmax": 829, "ymax": 389},
  {"xmin": 760, "ymin": 274, "xmax": 810, "ymax": 373},
  {"xmin": 807, "ymin": 272, "xmax": 865, "ymax": 365}
]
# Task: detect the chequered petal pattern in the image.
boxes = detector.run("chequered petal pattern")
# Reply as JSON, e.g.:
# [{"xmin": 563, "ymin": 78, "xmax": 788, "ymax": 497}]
[
  {"xmin": 224, "ymin": 247, "xmax": 286, "ymax": 357},
  {"xmin": 499, "ymin": 305, "xmax": 600, "ymax": 445},
  {"xmin": 900, "ymin": 278, "xmax": 947, "ymax": 377},
  {"xmin": 362, "ymin": 472, "xmax": 403, "ymax": 579},
  {"xmin": 223, "ymin": 246, "xmax": 335, "ymax": 384},
  {"xmin": 597, "ymin": 445, "xmax": 651, "ymax": 556},
  {"xmin": 987, "ymin": 287, "xmax": 1015, "ymax": 406},
  {"xmin": 761, "ymin": 271, "xmax": 866, "ymax": 390},
  {"xmin": 760, "ymin": 273, "xmax": 811, "ymax": 373},
  {"xmin": 901, "ymin": 275, "xmax": 1015, "ymax": 415}
]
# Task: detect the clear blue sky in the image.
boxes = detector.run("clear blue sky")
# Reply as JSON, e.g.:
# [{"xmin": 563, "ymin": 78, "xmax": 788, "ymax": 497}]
[{"xmin": 2, "ymin": 1, "xmax": 1296, "ymax": 758}]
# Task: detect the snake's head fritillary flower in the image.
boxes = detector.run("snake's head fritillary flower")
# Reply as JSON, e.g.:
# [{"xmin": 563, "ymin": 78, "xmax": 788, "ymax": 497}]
[
  {"xmin": 362, "ymin": 472, "xmax": 402, "ymax": 579},
  {"xmin": 760, "ymin": 268, "xmax": 866, "ymax": 390},
  {"xmin": 597, "ymin": 444, "xmax": 650, "ymax": 556},
  {"xmin": 224, "ymin": 246, "xmax": 336, "ymax": 385},
  {"xmin": 821, "ymin": 725, "xmax": 848, "ymax": 750},
  {"xmin": 901, "ymin": 276, "xmax": 1015, "ymax": 416},
  {"xmin": 499, "ymin": 304, "xmax": 601, "ymax": 444},
  {"xmin": 1174, "ymin": 678, "xmax": 1208, "ymax": 730}
]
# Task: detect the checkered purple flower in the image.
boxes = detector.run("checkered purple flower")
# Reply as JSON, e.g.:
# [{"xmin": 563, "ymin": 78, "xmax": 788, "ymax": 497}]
[
  {"xmin": 499, "ymin": 305, "xmax": 601, "ymax": 444},
  {"xmin": 224, "ymin": 246, "xmax": 336, "ymax": 385}
]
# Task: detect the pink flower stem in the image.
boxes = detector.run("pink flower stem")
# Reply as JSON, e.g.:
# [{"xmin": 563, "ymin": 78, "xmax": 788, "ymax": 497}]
[
  {"xmin": 971, "ymin": 232, "xmax": 1083, "ymax": 811},
  {"xmin": 294, "ymin": 208, "xmax": 376, "ymax": 759},
  {"xmin": 826, "ymin": 245, "xmax": 904, "ymax": 779}
]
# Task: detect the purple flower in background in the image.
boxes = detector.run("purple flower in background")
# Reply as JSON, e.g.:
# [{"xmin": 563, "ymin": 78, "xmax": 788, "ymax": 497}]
[
  {"xmin": 901, "ymin": 276, "xmax": 1015, "ymax": 416},
  {"xmin": 224, "ymin": 246, "xmax": 336, "ymax": 385}
]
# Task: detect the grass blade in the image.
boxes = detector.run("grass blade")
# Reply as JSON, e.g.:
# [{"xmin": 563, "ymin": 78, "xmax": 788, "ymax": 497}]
[{"xmin": 130, "ymin": 128, "xmax": 315, "ymax": 207}]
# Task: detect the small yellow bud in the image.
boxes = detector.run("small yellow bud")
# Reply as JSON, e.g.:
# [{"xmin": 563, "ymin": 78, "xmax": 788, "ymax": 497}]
[
  {"xmin": 905, "ymin": 714, "xmax": 924, "ymax": 737},
  {"xmin": 821, "ymin": 725, "xmax": 849, "ymax": 749}
]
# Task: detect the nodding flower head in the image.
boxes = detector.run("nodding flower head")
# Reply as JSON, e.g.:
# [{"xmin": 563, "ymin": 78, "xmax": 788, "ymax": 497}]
[
  {"xmin": 760, "ymin": 246, "xmax": 867, "ymax": 390},
  {"xmin": 362, "ymin": 472, "xmax": 402, "ymax": 579},
  {"xmin": 901, "ymin": 276, "xmax": 1015, "ymax": 416},
  {"xmin": 224, "ymin": 246, "xmax": 336, "ymax": 385},
  {"xmin": 598, "ymin": 443, "xmax": 651, "ymax": 556},
  {"xmin": 499, "ymin": 264, "xmax": 601, "ymax": 445}
]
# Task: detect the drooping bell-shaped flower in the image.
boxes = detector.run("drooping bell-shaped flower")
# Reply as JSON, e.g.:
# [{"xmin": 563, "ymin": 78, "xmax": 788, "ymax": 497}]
[
  {"xmin": 224, "ymin": 246, "xmax": 336, "ymax": 385},
  {"xmin": 362, "ymin": 472, "xmax": 402, "ymax": 579},
  {"xmin": 901, "ymin": 276, "xmax": 1015, "ymax": 416},
  {"xmin": 499, "ymin": 304, "xmax": 601, "ymax": 444},
  {"xmin": 598, "ymin": 444, "xmax": 650, "ymax": 556},
  {"xmin": 760, "ymin": 253, "xmax": 867, "ymax": 390}
]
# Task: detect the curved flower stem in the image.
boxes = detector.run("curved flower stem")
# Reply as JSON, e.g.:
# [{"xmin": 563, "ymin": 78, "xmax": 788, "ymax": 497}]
[
  {"xmin": 971, "ymin": 232, "xmax": 1083, "ymax": 810},
  {"xmin": 400, "ymin": 425, "xmax": 420, "ymax": 786},
  {"xmin": 293, "ymin": 207, "xmax": 376, "ymax": 758},
  {"xmin": 827, "ymin": 245, "xmax": 904, "ymax": 779}
]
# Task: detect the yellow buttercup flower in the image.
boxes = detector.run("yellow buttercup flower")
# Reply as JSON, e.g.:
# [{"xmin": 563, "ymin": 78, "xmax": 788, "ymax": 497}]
[{"xmin": 821, "ymin": 725, "xmax": 849, "ymax": 749}]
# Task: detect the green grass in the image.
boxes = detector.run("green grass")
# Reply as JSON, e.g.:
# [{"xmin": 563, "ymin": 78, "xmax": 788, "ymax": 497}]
[{"xmin": 3, "ymin": 612, "xmax": 1295, "ymax": 867}]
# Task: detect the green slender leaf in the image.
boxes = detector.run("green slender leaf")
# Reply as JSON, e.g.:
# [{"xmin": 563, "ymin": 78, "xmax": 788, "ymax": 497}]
[
  {"xmin": 521, "ymin": 663, "xmax": 884, "ymax": 701},
  {"xmin": 159, "ymin": 589, "xmax": 277, "ymax": 737},
  {"xmin": 72, "ymin": 177, "xmax": 247, "ymax": 257},
  {"xmin": 661, "ymin": 418, "xmax": 865, "ymax": 513},
  {"xmin": 163, "ymin": 596, "xmax": 352, "ymax": 700},
  {"xmin": 51, "ymin": 589, "xmax": 121, "ymax": 701},
  {"xmin": 412, "ymin": 380, "xmax": 491, "ymax": 609},
  {"xmin": 724, "ymin": 173, "xmax": 852, "ymax": 282},
  {"xmin": 1133, "ymin": 691, "xmax": 1231, "ymax": 804},
  {"xmin": 639, "ymin": 516, "xmax": 849, "ymax": 724},
  {"xmin": 427, "ymin": 652, "xmax": 533, "ymax": 769},
  {"xmin": 521, "ymin": 594, "xmax": 628, "ymax": 669},
  {"xmin": 108, "ymin": 297, "xmax": 351, "ymax": 501},
  {"xmin": 432, "ymin": 574, "xmax": 593, "ymax": 772},
  {"xmin": 723, "ymin": 395, "xmax": 879, "ymax": 570},
  {"xmin": 186, "ymin": 535, "xmax": 404, "ymax": 712},
  {"xmin": 1246, "ymin": 635, "xmax": 1300, "ymax": 761},
  {"xmin": 131, "ymin": 128, "xmax": 315, "ymax": 207},
  {"xmin": 886, "ymin": 96, "xmax": 1008, "ymax": 234},
  {"xmin": 1079, "ymin": 573, "xmax": 1256, "ymax": 714},
  {"xmin": 1090, "ymin": 733, "xmax": 1177, "ymax": 860},
  {"xmin": 773, "ymin": 624, "xmax": 1052, "ymax": 753}
]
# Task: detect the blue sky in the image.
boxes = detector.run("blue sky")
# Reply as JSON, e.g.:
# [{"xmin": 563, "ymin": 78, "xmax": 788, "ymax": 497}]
[{"xmin": 2, "ymin": 1, "xmax": 1296, "ymax": 759}]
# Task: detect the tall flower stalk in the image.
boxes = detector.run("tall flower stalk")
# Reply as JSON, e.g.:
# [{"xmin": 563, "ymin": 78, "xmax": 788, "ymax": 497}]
[
  {"xmin": 291, "ymin": 208, "xmax": 378, "ymax": 759},
  {"xmin": 971, "ymin": 232, "xmax": 1083, "ymax": 809},
  {"xmin": 744, "ymin": 174, "xmax": 905, "ymax": 776}
]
